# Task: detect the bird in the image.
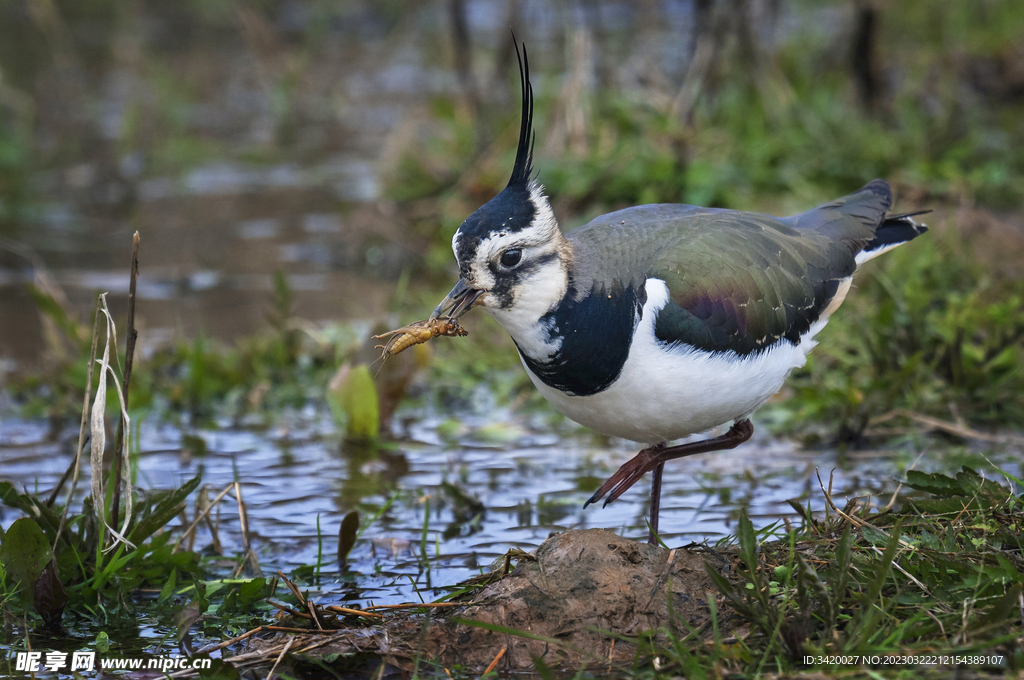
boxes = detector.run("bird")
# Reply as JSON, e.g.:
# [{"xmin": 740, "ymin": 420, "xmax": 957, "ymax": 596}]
[{"xmin": 430, "ymin": 41, "xmax": 927, "ymax": 544}]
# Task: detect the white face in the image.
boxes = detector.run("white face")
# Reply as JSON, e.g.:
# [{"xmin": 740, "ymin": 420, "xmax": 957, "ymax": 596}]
[{"xmin": 453, "ymin": 183, "xmax": 571, "ymax": 360}]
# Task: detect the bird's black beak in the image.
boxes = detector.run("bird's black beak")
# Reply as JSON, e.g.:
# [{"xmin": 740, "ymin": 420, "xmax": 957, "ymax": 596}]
[{"xmin": 430, "ymin": 279, "xmax": 484, "ymax": 320}]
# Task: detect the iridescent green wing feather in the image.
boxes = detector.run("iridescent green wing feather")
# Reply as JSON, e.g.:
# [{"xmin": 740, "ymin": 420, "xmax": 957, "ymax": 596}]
[{"xmin": 567, "ymin": 181, "xmax": 892, "ymax": 355}]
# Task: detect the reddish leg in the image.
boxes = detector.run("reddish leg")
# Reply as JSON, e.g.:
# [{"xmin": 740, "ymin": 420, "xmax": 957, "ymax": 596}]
[
  {"xmin": 585, "ymin": 420, "xmax": 754, "ymax": 544},
  {"xmin": 648, "ymin": 461, "xmax": 665, "ymax": 545}
]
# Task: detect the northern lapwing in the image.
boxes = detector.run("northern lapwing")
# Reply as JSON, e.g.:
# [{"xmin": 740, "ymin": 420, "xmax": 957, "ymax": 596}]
[{"xmin": 431, "ymin": 42, "xmax": 927, "ymax": 544}]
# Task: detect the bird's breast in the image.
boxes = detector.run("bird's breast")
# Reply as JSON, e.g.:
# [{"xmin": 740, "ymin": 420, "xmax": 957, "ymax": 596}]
[
  {"xmin": 521, "ymin": 278, "xmax": 826, "ymax": 443},
  {"xmin": 509, "ymin": 282, "xmax": 644, "ymax": 397}
]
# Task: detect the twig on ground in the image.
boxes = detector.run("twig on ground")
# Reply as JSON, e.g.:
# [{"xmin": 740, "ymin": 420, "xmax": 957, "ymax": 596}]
[
  {"xmin": 194, "ymin": 626, "xmax": 265, "ymax": 655},
  {"xmin": 323, "ymin": 605, "xmax": 384, "ymax": 619},
  {"xmin": 362, "ymin": 602, "xmax": 460, "ymax": 611},
  {"xmin": 868, "ymin": 409, "xmax": 1024, "ymax": 444},
  {"xmin": 482, "ymin": 645, "xmax": 506, "ymax": 675},
  {"xmin": 266, "ymin": 635, "xmax": 294, "ymax": 680},
  {"xmin": 265, "ymin": 599, "xmax": 311, "ymax": 619}
]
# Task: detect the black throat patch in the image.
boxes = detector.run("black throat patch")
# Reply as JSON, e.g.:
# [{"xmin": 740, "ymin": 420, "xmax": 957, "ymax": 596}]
[{"xmin": 517, "ymin": 281, "xmax": 646, "ymax": 397}]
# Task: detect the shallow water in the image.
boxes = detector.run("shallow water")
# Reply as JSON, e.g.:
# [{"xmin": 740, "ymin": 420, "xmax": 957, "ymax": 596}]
[{"xmin": 3, "ymin": 410, "xmax": 1016, "ymax": 612}]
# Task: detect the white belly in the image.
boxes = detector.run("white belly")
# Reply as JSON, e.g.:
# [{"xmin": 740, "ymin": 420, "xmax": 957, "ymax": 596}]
[{"xmin": 521, "ymin": 278, "xmax": 840, "ymax": 445}]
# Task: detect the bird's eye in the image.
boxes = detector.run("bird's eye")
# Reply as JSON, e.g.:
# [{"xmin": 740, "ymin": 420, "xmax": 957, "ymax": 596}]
[{"xmin": 500, "ymin": 249, "xmax": 522, "ymax": 268}]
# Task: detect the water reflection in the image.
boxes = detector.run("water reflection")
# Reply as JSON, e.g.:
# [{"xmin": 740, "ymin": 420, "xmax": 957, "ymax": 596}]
[
  {"xmin": 2, "ymin": 412, "xmax": 1016, "ymax": 608},
  {"xmin": 0, "ymin": 0, "xmax": 458, "ymax": 369}
]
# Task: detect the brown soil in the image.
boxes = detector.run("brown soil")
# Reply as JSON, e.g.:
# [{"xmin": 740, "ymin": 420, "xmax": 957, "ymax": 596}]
[{"xmin": 244, "ymin": 529, "xmax": 741, "ymax": 675}]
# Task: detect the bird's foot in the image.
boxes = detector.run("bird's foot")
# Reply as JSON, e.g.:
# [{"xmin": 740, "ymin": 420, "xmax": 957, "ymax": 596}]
[
  {"xmin": 584, "ymin": 444, "xmax": 666, "ymax": 509},
  {"xmin": 583, "ymin": 420, "xmax": 755, "ymax": 512}
]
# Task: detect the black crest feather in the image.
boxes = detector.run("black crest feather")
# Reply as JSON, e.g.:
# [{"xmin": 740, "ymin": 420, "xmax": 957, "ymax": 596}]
[{"xmin": 508, "ymin": 35, "xmax": 534, "ymax": 188}]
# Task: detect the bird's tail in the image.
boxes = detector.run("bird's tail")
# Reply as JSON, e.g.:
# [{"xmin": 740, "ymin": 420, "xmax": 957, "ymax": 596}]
[{"xmin": 856, "ymin": 210, "xmax": 930, "ymax": 265}]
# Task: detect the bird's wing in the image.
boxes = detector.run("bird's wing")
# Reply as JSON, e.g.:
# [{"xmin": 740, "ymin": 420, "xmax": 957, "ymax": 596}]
[{"xmin": 566, "ymin": 181, "xmax": 894, "ymax": 355}]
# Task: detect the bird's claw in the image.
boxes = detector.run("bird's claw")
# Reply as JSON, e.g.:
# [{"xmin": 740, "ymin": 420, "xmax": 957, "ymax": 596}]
[{"xmin": 584, "ymin": 447, "xmax": 662, "ymax": 509}]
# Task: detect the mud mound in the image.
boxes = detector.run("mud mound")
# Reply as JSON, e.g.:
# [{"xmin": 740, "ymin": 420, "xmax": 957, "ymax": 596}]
[{"xmin": 244, "ymin": 529, "xmax": 739, "ymax": 675}]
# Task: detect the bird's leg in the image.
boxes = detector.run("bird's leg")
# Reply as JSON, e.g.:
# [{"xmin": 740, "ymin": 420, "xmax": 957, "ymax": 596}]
[
  {"xmin": 584, "ymin": 444, "xmax": 664, "ymax": 509},
  {"xmin": 648, "ymin": 461, "xmax": 665, "ymax": 545},
  {"xmin": 584, "ymin": 420, "xmax": 755, "ymax": 531}
]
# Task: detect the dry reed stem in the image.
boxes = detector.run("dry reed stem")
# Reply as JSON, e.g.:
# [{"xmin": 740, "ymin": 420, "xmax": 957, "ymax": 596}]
[
  {"xmin": 189, "ymin": 485, "xmax": 209, "ymax": 553},
  {"xmin": 265, "ymin": 599, "xmax": 310, "ymax": 619},
  {"xmin": 293, "ymin": 637, "xmax": 350, "ymax": 655},
  {"xmin": 815, "ymin": 470, "xmax": 907, "ymax": 548},
  {"xmin": 671, "ymin": 33, "xmax": 715, "ymax": 121},
  {"xmin": 194, "ymin": 626, "xmax": 265, "ymax": 655},
  {"xmin": 306, "ymin": 599, "xmax": 324, "ymax": 630},
  {"xmin": 277, "ymin": 570, "xmax": 308, "ymax": 608},
  {"xmin": 230, "ymin": 482, "xmax": 262, "ymax": 578},
  {"xmin": 885, "ymin": 449, "xmax": 926, "ymax": 511},
  {"xmin": 173, "ymin": 482, "xmax": 234, "ymax": 552},
  {"xmin": 234, "ymin": 547, "xmax": 262, "ymax": 579},
  {"xmin": 363, "ymin": 602, "xmax": 459, "ymax": 611},
  {"xmin": 323, "ymin": 605, "xmax": 384, "ymax": 619},
  {"xmin": 235, "ymin": 482, "xmax": 251, "ymax": 553},
  {"xmin": 111, "ymin": 232, "xmax": 140, "ymax": 533},
  {"xmin": 176, "ymin": 642, "xmax": 293, "ymax": 674},
  {"xmin": 50, "ymin": 297, "xmax": 101, "ymax": 552},
  {"xmin": 169, "ymin": 630, "xmax": 342, "ymax": 677},
  {"xmin": 92, "ymin": 294, "xmax": 134, "ymax": 550},
  {"xmin": 1018, "ymin": 590, "xmax": 1023, "ymax": 637},
  {"xmin": 197, "ymin": 485, "xmax": 221, "ymax": 554}
]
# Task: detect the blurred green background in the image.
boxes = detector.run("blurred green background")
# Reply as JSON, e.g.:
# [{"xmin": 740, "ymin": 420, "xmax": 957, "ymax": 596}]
[{"xmin": 0, "ymin": 0, "xmax": 1022, "ymax": 438}]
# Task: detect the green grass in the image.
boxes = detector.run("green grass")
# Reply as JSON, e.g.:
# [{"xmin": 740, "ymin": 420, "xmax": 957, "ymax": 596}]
[
  {"xmin": 768, "ymin": 224, "xmax": 1024, "ymax": 442},
  {"xmin": 641, "ymin": 466, "xmax": 1024, "ymax": 678},
  {"xmin": 0, "ymin": 474, "xmax": 203, "ymax": 628}
]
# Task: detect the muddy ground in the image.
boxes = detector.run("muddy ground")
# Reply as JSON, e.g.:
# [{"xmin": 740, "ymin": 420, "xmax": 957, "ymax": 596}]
[{"xmin": 236, "ymin": 529, "xmax": 742, "ymax": 675}]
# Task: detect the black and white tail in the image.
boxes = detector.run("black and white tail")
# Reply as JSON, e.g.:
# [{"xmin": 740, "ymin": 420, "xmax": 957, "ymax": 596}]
[{"xmin": 856, "ymin": 210, "xmax": 929, "ymax": 265}]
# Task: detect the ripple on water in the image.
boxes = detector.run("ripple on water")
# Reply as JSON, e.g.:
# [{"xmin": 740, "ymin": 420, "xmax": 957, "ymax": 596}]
[{"xmin": 1, "ymin": 413, "xmax": 1019, "ymax": 609}]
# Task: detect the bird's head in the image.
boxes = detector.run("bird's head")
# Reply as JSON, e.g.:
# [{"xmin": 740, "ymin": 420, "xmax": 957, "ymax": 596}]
[{"xmin": 431, "ymin": 41, "xmax": 571, "ymax": 358}]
